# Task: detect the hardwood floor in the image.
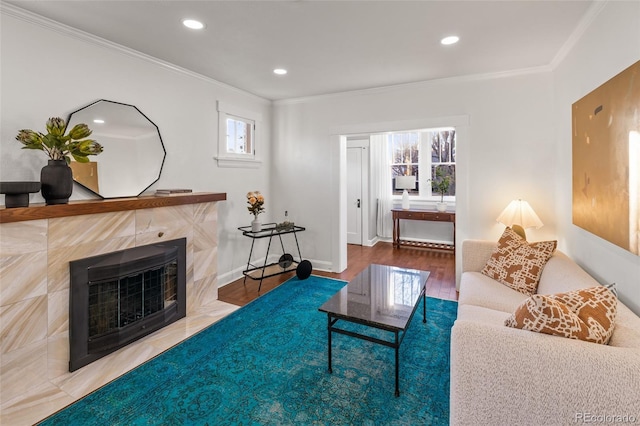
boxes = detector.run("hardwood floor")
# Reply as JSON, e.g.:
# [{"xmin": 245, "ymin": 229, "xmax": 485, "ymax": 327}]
[{"xmin": 218, "ymin": 242, "xmax": 457, "ymax": 306}]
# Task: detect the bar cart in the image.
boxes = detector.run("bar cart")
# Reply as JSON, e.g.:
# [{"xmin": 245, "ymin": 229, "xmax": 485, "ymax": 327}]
[{"xmin": 238, "ymin": 222, "xmax": 307, "ymax": 292}]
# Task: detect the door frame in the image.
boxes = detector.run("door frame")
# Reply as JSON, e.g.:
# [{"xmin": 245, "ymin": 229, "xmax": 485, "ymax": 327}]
[
  {"xmin": 346, "ymin": 138, "xmax": 370, "ymax": 246},
  {"xmin": 330, "ymin": 115, "xmax": 470, "ymax": 278}
]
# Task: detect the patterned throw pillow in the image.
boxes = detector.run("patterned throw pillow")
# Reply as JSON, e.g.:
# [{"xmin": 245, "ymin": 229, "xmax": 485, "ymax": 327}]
[
  {"xmin": 481, "ymin": 227, "xmax": 557, "ymax": 295},
  {"xmin": 505, "ymin": 286, "xmax": 618, "ymax": 345}
]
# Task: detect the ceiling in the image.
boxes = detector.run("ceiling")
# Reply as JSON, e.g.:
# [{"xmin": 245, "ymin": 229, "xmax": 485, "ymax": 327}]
[{"xmin": 6, "ymin": 1, "xmax": 595, "ymax": 101}]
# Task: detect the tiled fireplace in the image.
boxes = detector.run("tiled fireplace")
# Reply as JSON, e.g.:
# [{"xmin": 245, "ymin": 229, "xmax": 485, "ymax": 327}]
[{"xmin": 0, "ymin": 193, "xmax": 225, "ymax": 420}]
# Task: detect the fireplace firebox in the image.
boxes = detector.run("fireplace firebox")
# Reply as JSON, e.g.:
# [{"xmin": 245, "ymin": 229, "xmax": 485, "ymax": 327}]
[{"xmin": 69, "ymin": 238, "xmax": 186, "ymax": 371}]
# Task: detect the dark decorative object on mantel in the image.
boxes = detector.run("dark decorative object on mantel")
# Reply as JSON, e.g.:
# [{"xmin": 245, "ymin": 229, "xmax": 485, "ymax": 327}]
[
  {"xmin": 0, "ymin": 181, "xmax": 41, "ymax": 208},
  {"xmin": 41, "ymin": 160, "xmax": 73, "ymax": 205},
  {"xmin": 15, "ymin": 116, "xmax": 103, "ymax": 205}
]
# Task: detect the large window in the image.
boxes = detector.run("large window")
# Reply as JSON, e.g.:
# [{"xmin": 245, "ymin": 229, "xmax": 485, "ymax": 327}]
[
  {"xmin": 390, "ymin": 128, "xmax": 456, "ymax": 198},
  {"xmin": 391, "ymin": 132, "xmax": 420, "ymax": 193}
]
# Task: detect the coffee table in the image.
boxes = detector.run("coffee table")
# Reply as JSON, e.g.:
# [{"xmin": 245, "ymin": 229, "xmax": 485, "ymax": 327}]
[{"xmin": 318, "ymin": 264, "xmax": 430, "ymax": 396}]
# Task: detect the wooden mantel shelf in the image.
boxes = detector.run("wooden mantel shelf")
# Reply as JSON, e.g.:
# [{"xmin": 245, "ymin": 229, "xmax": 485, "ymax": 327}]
[{"xmin": 0, "ymin": 192, "xmax": 227, "ymax": 224}]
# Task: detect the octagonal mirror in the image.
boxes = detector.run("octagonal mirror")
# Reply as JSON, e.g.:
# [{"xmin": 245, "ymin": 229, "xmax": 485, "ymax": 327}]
[{"xmin": 66, "ymin": 100, "xmax": 166, "ymax": 198}]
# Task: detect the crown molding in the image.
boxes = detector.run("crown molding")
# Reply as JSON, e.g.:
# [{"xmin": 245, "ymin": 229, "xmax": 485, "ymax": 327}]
[
  {"xmin": 549, "ymin": 0, "xmax": 609, "ymax": 70},
  {"xmin": 271, "ymin": 3, "xmax": 610, "ymax": 106},
  {"xmin": 3, "ymin": 1, "xmax": 604, "ymax": 108},
  {"xmin": 1, "ymin": 2, "xmax": 271, "ymax": 105},
  {"xmin": 273, "ymin": 65, "xmax": 552, "ymax": 106}
]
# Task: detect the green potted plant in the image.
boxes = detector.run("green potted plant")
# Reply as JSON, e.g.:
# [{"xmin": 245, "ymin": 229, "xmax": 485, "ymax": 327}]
[
  {"xmin": 15, "ymin": 117, "xmax": 103, "ymax": 204},
  {"xmin": 16, "ymin": 117, "xmax": 103, "ymax": 163},
  {"xmin": 429, "ymin": 166, "xmax": 452, "ymax": 212}
]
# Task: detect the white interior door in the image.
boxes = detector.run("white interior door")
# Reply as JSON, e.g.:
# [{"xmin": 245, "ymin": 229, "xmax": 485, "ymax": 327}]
[{"xmin": 347, "ymin": 145, "xmax": 363, "ymax": 245}]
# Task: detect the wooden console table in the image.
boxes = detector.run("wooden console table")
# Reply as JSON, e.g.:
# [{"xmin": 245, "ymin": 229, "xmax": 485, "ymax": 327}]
[{"xmin": 392, "ymin": 208, "xmax": 455, "ymax": 252}]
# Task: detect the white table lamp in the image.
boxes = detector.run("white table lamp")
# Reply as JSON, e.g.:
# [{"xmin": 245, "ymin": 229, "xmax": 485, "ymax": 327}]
[
  {"xmin": 496, "ymin": 199, "xmax": 543, "ymax": 240},
  {"xmin": 396, "ymin": 175, "xmax": 416, "ymax": 210}
]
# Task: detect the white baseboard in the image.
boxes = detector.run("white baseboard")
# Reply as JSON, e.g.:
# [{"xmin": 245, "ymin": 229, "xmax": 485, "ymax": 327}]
[
  {"xmin": 218, "ymin": 264, "xmax": 256, "ymax": 288},
  {"xmin": 365, "ymin": 236, "xmax": 380, "ymax": 246}
]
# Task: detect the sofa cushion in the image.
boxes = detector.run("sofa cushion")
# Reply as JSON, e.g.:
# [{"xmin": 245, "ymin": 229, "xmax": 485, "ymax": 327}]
[
  {"xmin": 536, "ymin": 251, "xmax": 600, "ymax": 295},
  {"xmin": 504, "ymin": 286, "xmax": 618, "ymax": 344},
  {"xmin": 459, "ymin": 271, "xmax": 530, "ymax": 313},
  {"xmin": 456, "ymin": 303, "xmax": 512, "ymax": 325},
  {"xmin": 461, "ymin": 239, "xmax": 497, "ymax": 273},
  {"xmin": 481, "ymin": 227, "xmax": 557, "ymax": 295},
  {"xmin": 609, "ymin": 303, "xmax": 640, "ymax": 348}
]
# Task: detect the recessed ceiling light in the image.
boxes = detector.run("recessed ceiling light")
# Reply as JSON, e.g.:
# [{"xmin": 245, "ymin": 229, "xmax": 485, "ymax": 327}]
[
  {"xmin": 182, "ymin": 19, "xmax": 205, "ymax": 30},
  {"xmin": 441, "ymin": 36, "xmax": 459, "ymax": 45},
  {"xmin": 273, "ymin": 68, "xmax": 288, "ymax": 75},
  {"xmin": 93, "ymin": 119, "xmax": 105, "ymax": 124}
]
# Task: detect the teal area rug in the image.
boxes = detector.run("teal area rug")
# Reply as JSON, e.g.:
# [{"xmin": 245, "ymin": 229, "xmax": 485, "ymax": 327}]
[{"xmin": 41, "ymin": 275, "xmax": 457, "ymax": 425}]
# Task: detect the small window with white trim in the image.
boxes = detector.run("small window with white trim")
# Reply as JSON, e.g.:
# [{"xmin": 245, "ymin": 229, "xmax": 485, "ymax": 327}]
[
  {"xmin": 216, "ymin": 101, "xmax": 262, "ymax": 168},
  {"xmin": 226, "ymin": 115, "xmax": 254, "ymax": 155}
]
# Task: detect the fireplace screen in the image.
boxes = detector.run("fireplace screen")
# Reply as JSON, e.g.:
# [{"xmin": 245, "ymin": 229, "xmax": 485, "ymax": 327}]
[
  {"xmin": 88, "ymin": 261, "xmax": 178, "ymax": 341},
  {"xmin": 70, "ymin": 239, "xmax": 186, "ymax": 371}
]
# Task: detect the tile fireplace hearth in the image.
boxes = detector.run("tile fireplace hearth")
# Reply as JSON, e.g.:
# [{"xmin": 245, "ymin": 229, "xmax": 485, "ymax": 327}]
[{"xmin": 0, "ymin": 193, "xmax": 226, "ymax": 424}]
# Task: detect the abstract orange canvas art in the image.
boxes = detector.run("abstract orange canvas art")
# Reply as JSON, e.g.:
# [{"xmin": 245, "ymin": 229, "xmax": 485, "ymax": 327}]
[{"xmin": 572, "ymin": 60, "xmax": 640, "ymax": 255}]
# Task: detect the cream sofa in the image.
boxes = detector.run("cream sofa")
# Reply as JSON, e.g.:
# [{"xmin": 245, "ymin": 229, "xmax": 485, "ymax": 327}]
[{"xmin": 450, "ymin": 239, "xmax": 640, "ymax": 426}]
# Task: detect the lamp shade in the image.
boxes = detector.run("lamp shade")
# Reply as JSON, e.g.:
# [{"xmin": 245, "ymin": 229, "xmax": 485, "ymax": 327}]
[
  {"xmin": 395, "ymin": 175, "xmax": 416, "ymax": 190},
  {"xmin": 496, "ymin": 199, "xmax": 543, "ymax": 229}
]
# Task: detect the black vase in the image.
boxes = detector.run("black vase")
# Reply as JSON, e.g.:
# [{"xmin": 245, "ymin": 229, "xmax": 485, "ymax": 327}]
[{"xmin": 41, "ymin": 159, "xmax": 73, "ymax": 205}]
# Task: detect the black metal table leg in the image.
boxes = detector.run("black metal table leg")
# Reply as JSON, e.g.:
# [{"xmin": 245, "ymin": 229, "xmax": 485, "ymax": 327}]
[
  {"xmin": 327, "ymin": 314, "xmax": 333, "ymax": 374},
  {"xmin": 293, "ymin": 231, "xmax": 303, "ymax": 262},
  {"xmin": 422, "ymin": 291, "xmax": 427, "ymax": 323},
  {"xmin": 244, "ymin": 238, "xmax": 257, "ymax": 285},
  {"xmin": 257, "ymin": 232, "xmax": 275, "ymax": 292},
  {"xmin": 394, "ymin": 330, "xmax": 400, "ymax": 397}
]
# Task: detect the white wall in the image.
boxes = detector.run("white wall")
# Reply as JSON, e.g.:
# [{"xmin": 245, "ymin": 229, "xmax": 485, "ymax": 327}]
[
  {"xmin": 4, "ymin": 3, "xmax": 637, "ymax": 312},
  {"xmin": 271, "ymin": 1, "xmax": 640, "ymax": 314},
  {"xmin": 553, "ymin": 1, "xmax": 640, "ymax": 313},
  {"xmin": 272, "ymin": 71, "xmax": 558, "ymax": 281},
  {"xmin": 0, "ymin": 7, "xmax": 272, "ymax": 284}
]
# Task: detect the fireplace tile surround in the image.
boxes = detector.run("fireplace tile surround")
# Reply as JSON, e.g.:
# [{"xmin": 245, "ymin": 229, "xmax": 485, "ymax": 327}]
[{"xmin": 0, "ymin": 193, "xmax": 231, "ymax": 425}]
